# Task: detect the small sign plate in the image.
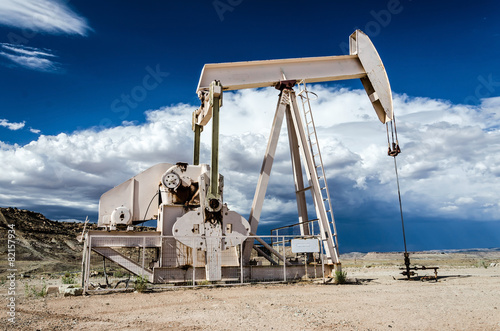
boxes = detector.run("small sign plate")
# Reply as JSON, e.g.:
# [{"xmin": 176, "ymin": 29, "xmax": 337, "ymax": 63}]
[{"xmin": 291, "ymin": 238, "xmax": 320, "ymax": 253}]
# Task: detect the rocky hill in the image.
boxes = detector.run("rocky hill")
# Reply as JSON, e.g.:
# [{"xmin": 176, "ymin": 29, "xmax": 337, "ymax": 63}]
[{"xmin": 0, "ymin": 207, "xmax": 95, "ymax": 276}]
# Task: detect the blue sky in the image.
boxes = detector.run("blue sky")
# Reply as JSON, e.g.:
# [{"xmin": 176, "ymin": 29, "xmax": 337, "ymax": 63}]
[{"xmin": 0, "ymin": 0, "xmax": 499, "ymax": 253}]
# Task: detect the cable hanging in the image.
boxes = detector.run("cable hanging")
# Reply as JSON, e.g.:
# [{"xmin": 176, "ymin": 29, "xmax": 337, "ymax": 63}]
[
  {"xmin": 392, "ymin": 154, "xmax": 410, "ymax": 279},
  {"xmin": 386, "ymin": 114, "xmax": 401, "ymax": 157},
  {"xmin": 386, "ymin": 115, "xmax": 411, "ymax": 279}
]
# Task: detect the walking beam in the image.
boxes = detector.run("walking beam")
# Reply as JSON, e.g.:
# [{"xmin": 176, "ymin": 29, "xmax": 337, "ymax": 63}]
[{"xmin": 196, "ymin": 30, "xmax": 393, "ymax": 124}]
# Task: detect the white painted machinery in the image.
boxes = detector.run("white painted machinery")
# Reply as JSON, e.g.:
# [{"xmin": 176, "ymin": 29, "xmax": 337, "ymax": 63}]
[
  {"xmin": 96, "ymin": 162, "xmax": 250, "ymax": 281},
  {"xmin": 83, "ymin": 30, "xmax": 395, "ymax": 286}
]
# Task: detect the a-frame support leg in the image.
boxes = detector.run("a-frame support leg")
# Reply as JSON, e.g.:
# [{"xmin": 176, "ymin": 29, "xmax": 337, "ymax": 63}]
[
  {"xmin": 288, "ymin": 91, "xmax": 340, "ymax": 264},
  {"xmin": 242, "ymin": 90, "xmax": 288, "ymax": 264},
  {"xmin": 242, "ymin": 86, "xmax": 340, "ymax": 266},
  {"xmin": 285, "ymin": 108, "xmax": 310, "ymax": 236}
]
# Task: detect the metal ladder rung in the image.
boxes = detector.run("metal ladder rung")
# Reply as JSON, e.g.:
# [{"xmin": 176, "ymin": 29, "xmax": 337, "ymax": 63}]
[{"xmin": 296, "ymin": 186, "xmax": 312, "ymax": 194}]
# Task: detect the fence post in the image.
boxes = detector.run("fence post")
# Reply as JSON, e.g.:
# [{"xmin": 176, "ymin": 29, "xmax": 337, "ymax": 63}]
[
  {"xmin": 320, "ymin": 236, "xmax": 325, "ymax": 284},
  {"xmin": 283, "ymin": 236, "xmax": 286, "ymax": 282},
  {"xmin": 84, "ymin": 234, "xmax": 92, "ymax": 293},
  {"xmin": 142, "ymin": 237, "xmax": 146, "ymax": 278},
  {"xmin": 240, "ymin": 241, "xmax": 244, "ymax": 284},
  {"xmin": 304, "ymin": 253, "xmax": 308, "ymax": 280},
  {"xmin": 192, "ymin": 237, "xmax": 196, "ymax": 287}
]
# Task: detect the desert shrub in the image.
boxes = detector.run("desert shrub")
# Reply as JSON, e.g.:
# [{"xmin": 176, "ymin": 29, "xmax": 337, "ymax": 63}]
[
  {"xmin": 25, "ymin": 282, "xmax": 47, "ymax": 298},
  {"xmin": 134, "ymin": 275, "xmax": 149, "ymax": 292},
  {"xmin": 62, "ymin": 272, "xmax": 76, "ymax": 284},
  {"xmin": 478, "ymin": 260, "xmax": 488, "ymax": 269},
  {"xmin": 334, "ymin": 270, "xmax": 347, "ymax": 284},
  {"xmin": 62, "ymin": 275, "xmax": 76, "ymax": 284}
]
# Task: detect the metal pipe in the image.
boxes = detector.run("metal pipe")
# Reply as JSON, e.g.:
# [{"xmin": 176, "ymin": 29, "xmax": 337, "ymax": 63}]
[
  {"xmin": 210, "ymin": 81, "xmax": 221, "ymax": 198},
  {"xmin": 193, "ymin": 124, "xmax": 201, "ymax": 165}
]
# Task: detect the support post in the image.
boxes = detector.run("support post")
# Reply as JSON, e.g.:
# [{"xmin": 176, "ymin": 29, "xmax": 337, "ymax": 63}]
[
  {"xmin": 320, "ymin": 238, "xmax": 325, "ymax": 283},
  {"xmin": 240, "ymin": 242, "xmax": 244, "ymax": 284},
  {"xmin": 209, "ymin": 81, "xmax": 222, "ymax": 199},
  {"xmin": 192, "ymin": 237, "xmax": 196, "ymax": 286},
  {"xmin": 242, "ymin": 90, "xmax": 288, "ymax": 264},
  {"xmin": 85, "ymin": 234, "xmax": 92, "ymax": 293},
  {"xmin": 142, "ymin": 237, "xmax": 146, "ymax": 277},
  {"xmin": 193, "ymin": 124, "xmax": 202, "ymax": 165},
  {"xmin": 285, "ymin": 108, "xmax": 310, "ymax": 236},
  {"xmin": 289, "ymin": 91, "xmax": 340, "ymax": 264},
  {"xmin": 81, "ymin": 234, "xmax": 87, "ymax": 289},
  {"xmin": 282, "ymin": 236, "xmax": 286, "ymax": 282}
]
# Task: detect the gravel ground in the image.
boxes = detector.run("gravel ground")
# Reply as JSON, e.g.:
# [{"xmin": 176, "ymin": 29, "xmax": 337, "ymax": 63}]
[{"xmin": 2, "ymin": 265, "xmax": 500, "ymax": 331}]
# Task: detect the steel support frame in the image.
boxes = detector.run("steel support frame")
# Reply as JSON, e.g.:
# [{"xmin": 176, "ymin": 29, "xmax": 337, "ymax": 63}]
[
  {"xmin": 193, "ymin": 30, "xmax": 396, "ymax": 267},
  {"xmin": 242, "ymin": 88, "xmax": 340, "ymax": 265}
]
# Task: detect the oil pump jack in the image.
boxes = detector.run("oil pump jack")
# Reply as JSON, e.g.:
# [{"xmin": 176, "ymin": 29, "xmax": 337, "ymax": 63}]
[{"xmin": 83, "ymin": 30, "xmax": 397, "ymax": 286}]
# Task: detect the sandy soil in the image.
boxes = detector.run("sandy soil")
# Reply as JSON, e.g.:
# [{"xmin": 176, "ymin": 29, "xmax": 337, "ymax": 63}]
[{"xmin": 2, "ymin": 263, "xmax": 500, "ymax": 331}]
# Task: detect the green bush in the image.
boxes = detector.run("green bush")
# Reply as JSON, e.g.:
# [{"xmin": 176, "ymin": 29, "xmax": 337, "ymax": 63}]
[
  {"xmin": 478, "ymin": 260, "xmax": 488, "ymax": 269},
  {"xmin": 334, "ymin": 270, "xmax": 347, "ymax": 284},
  {"xmin": 134, "ymin": 275, "xmax": 149, "ymax": 292},
  {"xmin": 25, "ymin": 282, "xmax": 47, "ymax": 298},
  {"xmin": 62, "ymin": 272, "xmax": 76, "ymax": 284},
  {"xmin": 62, "ymin": 276, "xmax": 76, "ymax": 284}
]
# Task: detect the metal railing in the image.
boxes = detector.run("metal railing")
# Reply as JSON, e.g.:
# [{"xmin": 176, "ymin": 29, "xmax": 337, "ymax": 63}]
[{"xmin": 83, "ymin": 234, "xmax": 328, "ymax": 293}]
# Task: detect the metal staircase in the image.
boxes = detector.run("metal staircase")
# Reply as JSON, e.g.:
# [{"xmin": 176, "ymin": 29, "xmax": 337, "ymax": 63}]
[
  {"xmin": 92, "ymin": 247, "xmax": 153, "ymax": 281},
  {"xmin": 297, "ymin": 81, "xmax": 339, "ymax": 251}
]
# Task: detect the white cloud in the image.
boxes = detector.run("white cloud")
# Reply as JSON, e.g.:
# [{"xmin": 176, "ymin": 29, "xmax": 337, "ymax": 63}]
[
  {"xmin": 1, "ymin": 43, "xmax": 55, "ymax": 58},
  {"xmin": 0, "ymin": 43, "xmax": 60, "ymax": 72},
  {"xmin": 30, "ymin": 128, "xmax": 41, "ymax": 134},
  {"xmin": 0, "ymin": 0, "xmax": 91, "ymax": 36},
  {"xmin": 0, "ymin": 118, "xmax": 25, "ymax": 130},
  {"xmin": 0, "ymin": 87, "xmax": 499, "ymax": 226}
]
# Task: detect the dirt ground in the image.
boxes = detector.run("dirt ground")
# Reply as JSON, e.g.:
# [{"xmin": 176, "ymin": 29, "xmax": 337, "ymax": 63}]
[{"xmin": 2, "ymin": 254, "xmax": 500, "ymax": 331}]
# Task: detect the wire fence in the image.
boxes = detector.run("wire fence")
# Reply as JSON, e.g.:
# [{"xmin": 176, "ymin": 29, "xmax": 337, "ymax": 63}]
[{"xmin": 83, "ymin": 234, "xmax": 329, "ymax": 293}]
